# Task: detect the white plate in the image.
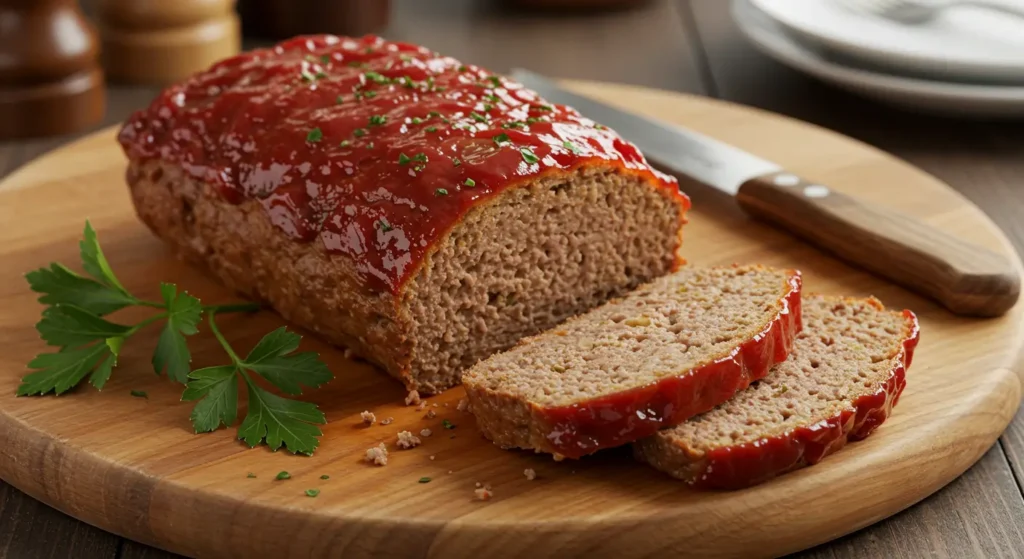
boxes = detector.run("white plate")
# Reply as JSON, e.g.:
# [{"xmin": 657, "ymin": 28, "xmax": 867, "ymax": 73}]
[
  {"xmin": 750, "ymin": 0, "xmax": 1024, "ymax": 84},
  {"xmin": 733, "ymin": 0, "xmax": 1024, "ymax": 118}
]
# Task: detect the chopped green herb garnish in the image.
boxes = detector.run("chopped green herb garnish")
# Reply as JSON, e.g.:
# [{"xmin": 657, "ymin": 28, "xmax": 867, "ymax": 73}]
[
  {"xmin": 419, "ymin": 477, "xmax": 432, "ymax": 484},
  {"xmin": 300, "ymin": 68, "xmax": 317, "ymax": 82},
  {"xmin": 520, "ymin": 147, "xmax": 539, "ymax": 164},
  {"xmin": 306, "ymin": 128, "xmax": 323, "ymax": 143},
  {"xmin": 364, "ymin": 91, "xmax": 377, "ymax": 99},
  {"xmin": 320, "ymin": 474, "xmax": 330, "ymax": 480},
  {"xmin": 485, "ymin": 76, "xmax": 502, "ymax": 88},
  {"xmin": 305, "ymin": 489, "xmax": 320, "ymax": 498},
  {"xmin": 470, "ymin": 112, "xmax": 487, "ymax": 123},
  {"xmin": 502, "ymin": 121, "xmax": 527, "ymax": 130},
  {"xmin": 482, "ymin": 104, "xmax": 494, "ymax": 112},
  {"xmin": 339, "ymin": 140, "xmax": 351, "ymax": 148},
  {"xmin": 398, "ymin": 153, "xmax": 411, "ymax": 165},
  {"xmin": 335, "ymin": 95, "xmax": 344, "ymax": 104},
  {"xmin": 366, "ymin": 142, "xmax": 375, "ymax": 149},
  {"xmin": 441, "ymin": 117, "xmax": 451, "ymax": 124},
  {"xmin": 364, "ymin": 71, "xmax": 389, "ymax": 85},
  {"xmin": 436, "ymin": 86, "xmax": 447, "ymax": 92},
  {"xmin": 304, "ymin": 55, "xmax": 317, "ymax": 62},
  {"xmin": 426, "ymin": 126, "xmax": 438, "ymax": 133},
  {"xmin": 533, "ymin": 104, "xmax": 553, "ymax": 112},
  {"xmin": 400, "ymin": 76, "xmax": 415, "ymax": 88},
  {"xmin": 276, "ymin": 471, "xmax": 291, "ymax": 480},
  {"xmin": 365, "ymin": 47, "xmax": 375, "ymax": 54},
  {"xmin": 353, "ymin": 128, "xmax": 368, "ymax": 138},
  {"xmin": 442, "ymin": 419, "xmax": 456, "ymax": 429},
  {"xmin": 411, "ymin": 117, "xmax": 423, "ymax": 125},
  {"xmin": 347, "ymin": 61, "xmax": 366, "ymax": 68},
  {"xmin": 428, "ymin": 111, "xmax": 441, "ymax": 118},
  {"xmin": 526, "ymin": 117, "xmax": 542, "ymax": 124},
  {"xmin": 493, "ymin": 133, "xmax": 510, "ymax": 145},
  {"xmin": 435, "ymin": 188, "xmax": 448, "ymax": 196},
  {"xmin": 320, "ymin": 55, "xmax": 331, "ymax": 64},
  {"xmin": 400, "ymin": 54, "xmax": 413, "ymax": 62},
  {"xmin": 315, "ymin": 71, "xmax": 328, "ymax": 80},
  {"xmin": 413, "ymin": 153, "xmax": 428, "ymax": 162},
  {"xmin": 369, "ymin": 115, "xmax": 387, "ymax": 127},
  {"xmin": 452, "ymin": 157, "xmax": 461, "ymax": 167},
  {"xmin": 483, "ymin": 94, "xmax": 500, "ymax": 103},
  {"xmin": 458, "ymin": 65, "xmax": 468, "ymax": 72},
  {"xmin": 593, "ymin": 123, "xmax": 608, "ymax": 130},
  {"xmin": 563, "ymin": 141, "xmax": 582, "ymax": 154},
  {"xmin": 247, "ymin": 472, "xmax": 256, "ymax": 478},
  {"xmin": 130, "ymin": 390, "xmax": 147, "ymax": 399},
  {"xmin": 463, "ymin": 178, "xmax": 476, "ymax": 187}
]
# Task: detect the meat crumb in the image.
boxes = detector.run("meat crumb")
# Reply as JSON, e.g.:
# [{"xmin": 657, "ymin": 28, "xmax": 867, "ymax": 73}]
[
  {"xmin": 343, "ymin": 348, "xmax": 355, "ymax": 360},
  {"xmin": 365, "ymin": 443, "xmax": 388, "ymax": 466},
  {"xmin": 424, "ymin": 410, "xmax": 437, "ymax": 419},
  {"xmin": 456, "ymin": 398, "xmax": 469, "ymax": 412},
  {"xmin": 360, "ymin": 411, "xmax": 376, "ymax": 425},
  {"xmin": 474, "ymin": 487, "xmax": 493, "ymax": 501},
  {"xmin": 524, "ymin": 469, "xmax": 537, "ymax": 481},
  {"xmin": 396, "ymin": 430, "xmax": 422, "ymax": 449},
  {"xmin": 405, "ymin": 390, "xmax": 421, "ymax": 406},
  {"xmin": 416, "ymin": 400, "xmax": 428, "ymax": 411},
  {"xmin": 420, "ymin": 428, "xmax": 433, "ymax": 438},
  {"xmin": 429, "ymin": 455, "xmax": 436, "ymax": 461},
  {"xmin": 380, "ymin": 417, "xmax": 394, "ymax": 426},
  {"xmin": 475, "ymin": 482, "xmax": 482, "ymax": 488}
]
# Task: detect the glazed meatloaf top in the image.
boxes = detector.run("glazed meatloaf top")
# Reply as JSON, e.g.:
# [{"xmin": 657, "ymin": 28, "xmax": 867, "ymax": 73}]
[{"xmin": 117, "ymin": 34, "xmax": 688, "ymax": 294}]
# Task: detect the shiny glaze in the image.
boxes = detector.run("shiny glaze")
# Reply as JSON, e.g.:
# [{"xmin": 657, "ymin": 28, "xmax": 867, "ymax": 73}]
[
  {"xmin": 117, "ymin": 34, "xmax": 685, "ymax": 294},
  {"xmin": 537, "ymin": 272, "xmax": 803, "ymax": 459},
  {"xmin": 690, "ymin": 309, "xmax": 920, "ymax": 490}
]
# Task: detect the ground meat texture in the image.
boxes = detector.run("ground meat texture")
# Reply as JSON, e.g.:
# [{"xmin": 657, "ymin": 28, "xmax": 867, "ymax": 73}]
[
  {"xmin": 463, "ymin": 265, "xmax": 802, "ymax": 459},
  {"xmin": 634, "ymin": 295, "xmax": 919, "ymax": 489}
]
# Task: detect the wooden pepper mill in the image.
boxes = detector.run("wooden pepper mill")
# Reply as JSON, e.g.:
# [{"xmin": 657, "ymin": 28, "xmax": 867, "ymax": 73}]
[
  {"xmin": 0, "ymin": 0, "xmax": 106, "ymax": 140},
  {"xmin": 95, "ymin": 0, "xmax": 240, "ymax": 85}
]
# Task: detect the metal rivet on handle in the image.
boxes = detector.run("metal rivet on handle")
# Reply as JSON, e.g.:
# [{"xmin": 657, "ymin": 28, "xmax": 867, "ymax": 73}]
[
  {"xmin": 773, "ymin": 173, "xmax": 800, "ymax": 187},
  {"xmin": 803, "ymin": 185, "xmax": 830, "ymax": 198}
]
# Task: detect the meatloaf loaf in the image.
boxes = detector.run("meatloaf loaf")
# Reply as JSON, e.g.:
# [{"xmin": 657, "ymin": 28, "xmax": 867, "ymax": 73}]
[
  {"xmin": 118, "ymin": 35, "xmax": 689, "ymax": 394},
  {"xmin": 463, "ymin": 265, "xmax": 802, "ymax": 459},
  {"xmin": 634, "ymin": 295, "xmax": 919, "ymax": 489}
]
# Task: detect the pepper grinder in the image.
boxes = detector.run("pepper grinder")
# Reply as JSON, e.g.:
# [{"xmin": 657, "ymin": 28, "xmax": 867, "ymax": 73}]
[
  {"xmin": 95, "ymin": 0, "xmax": 240, "ymax": 85},
  {"xmin": 0, "ymin": 0, "xmax": 106, "ymax": 140}
]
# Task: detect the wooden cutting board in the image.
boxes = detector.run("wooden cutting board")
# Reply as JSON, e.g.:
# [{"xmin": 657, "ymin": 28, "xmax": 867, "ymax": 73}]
[{"xmin": 0, "ymin": 81, "xmax": 1021, "ymax": 559}]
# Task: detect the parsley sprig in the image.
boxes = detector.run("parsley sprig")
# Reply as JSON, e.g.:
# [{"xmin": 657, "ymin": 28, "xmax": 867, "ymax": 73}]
[{"xmin": 21, "ymin": 222, "xmax": 333, "ymax": 455}]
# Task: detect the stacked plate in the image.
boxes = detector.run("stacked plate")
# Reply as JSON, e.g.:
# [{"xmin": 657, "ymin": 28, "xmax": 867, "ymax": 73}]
[{"xmin": 734, "ymin": 0, "xmax": 1024, "ymax": 117}]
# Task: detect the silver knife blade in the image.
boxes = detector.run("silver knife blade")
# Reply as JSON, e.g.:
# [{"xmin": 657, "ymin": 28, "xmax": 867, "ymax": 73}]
[{"xmin": 511, "ymin": 69, "xmax": 780, "ymax": 195}]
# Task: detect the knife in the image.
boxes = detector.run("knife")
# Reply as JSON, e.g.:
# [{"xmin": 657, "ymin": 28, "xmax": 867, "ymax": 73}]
[{"xmin": 512, "ymin": 69, "xmax": 1020, "ymax": 317}]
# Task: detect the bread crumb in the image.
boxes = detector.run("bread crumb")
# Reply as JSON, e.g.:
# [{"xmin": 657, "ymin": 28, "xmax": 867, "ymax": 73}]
[
  {"xmin": 443, "ymin": 402, "xmax": 449, "ymax": 407},
  {"xmin": 343, "ymin": 348, "xmax": 355, "ymax": 359},
  {"xmin": 448, "ymin": 470, "xmax": 453, "ymax": 474},
  {"xmin": 416, "ymin": 400, "xmax": 428, "ymax": 411},
  {"xmin": 456, "ymin": 398, "xmax": 469, "ymax": 412},
  {"xmin": 365, "ymin": 443, "xmax": 388, "ymax": 466},
  {"xmin": 405, "ymin": 390, "xmax": 421, "ymax": 406},
  {"xmin": 360, "ymin": 410, "xmax": 376, "ymax": 425},
  {"xmin": 524, "ymin": 468, "xmax": 537, "ymax": 481},
  {"xmin": 432, "ymin": 403, "xmax": 438, "ymax": 407},
  {"xmin": 475, "ymin": 481, "xmax": 482, "ymax": 488},
  {"xmin": 424, "ymin": 410, "xmax": 437, "ymax": 419},
  {"xmin": 429, "ymin": 455, "xmax": 436, "ymax": 461},
  {"xmin": 474, "ymin": 487, "xmax": 493, "ymax": 501},
  {"xmin": 420, "ymin": 428, "xmax": 432, "ymax": 437},
  {"xmin": 380, "ymin": 417, "xmax": 394, "ymax": 426},
  {"xmin": 397, "ymin": 430, "xmax": 421, "ymax": 449}
]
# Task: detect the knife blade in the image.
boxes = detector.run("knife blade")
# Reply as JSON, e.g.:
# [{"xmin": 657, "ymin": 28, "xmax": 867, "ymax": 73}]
[{"xmin": 511, "ymin": 69, "xmax": 1020, "ymax": 317}]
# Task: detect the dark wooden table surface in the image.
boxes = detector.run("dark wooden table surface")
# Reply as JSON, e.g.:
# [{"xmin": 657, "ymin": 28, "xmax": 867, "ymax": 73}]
[{"xmin": 3, "ymin": 1, "xmax": 1024, "ymax": 557}]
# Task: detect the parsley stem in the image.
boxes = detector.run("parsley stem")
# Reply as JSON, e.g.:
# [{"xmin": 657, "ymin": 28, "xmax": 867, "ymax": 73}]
[
  {"xmin": 207, "ymin": 313, "xmax": 242, "ymax": 364},
  {"xmin": 203, "ymin": 303, "xmax": 261, "ymax": 314}
]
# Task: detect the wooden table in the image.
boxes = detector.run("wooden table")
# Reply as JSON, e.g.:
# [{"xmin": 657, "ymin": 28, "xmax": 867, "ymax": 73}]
[{"xmin": 2, "ymin": 1, "xmax": 1023, "ymax": 557}]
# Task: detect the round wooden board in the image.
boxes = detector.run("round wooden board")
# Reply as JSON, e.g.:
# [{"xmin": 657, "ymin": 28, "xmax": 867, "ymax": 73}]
[{"xmin": 0, "ymin": 81, "xmax": 1021, "ymax": 559}]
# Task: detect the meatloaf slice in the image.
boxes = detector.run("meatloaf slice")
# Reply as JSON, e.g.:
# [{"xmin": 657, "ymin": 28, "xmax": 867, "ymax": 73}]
[
  {"xmin": 119, "ymin": 35, "xmax": 689, "ymax": 394},
  {"xmin": 462, "ymin": 265, "xmax": 803, "ymax": 459},
  {"xmin": 634, "ymin": 295, "xmax": 919, "ymax": 489}
]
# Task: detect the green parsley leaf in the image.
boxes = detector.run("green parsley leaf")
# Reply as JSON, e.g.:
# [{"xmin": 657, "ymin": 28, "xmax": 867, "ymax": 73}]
[
  {"xmin": 428, "ymin": 111, "xmax": 441, "ymax": 118},
  {"xmin": 470, "ymin": 112, "xmax": 487, "ymax": 123},
  {"xmin": 305, "ymin": 489, "xmax": 320, "ymax": 497},
  {"xmin": 502, "ymin": 121, "xmax": 527, "ymax": 130},
  {"xmin": 493, "ymin": 133, "xmax": 510, "ymax": 145},
  {"xmin": 533, "ymin": 104, "xmax": 553, "ymax": 112},
  {"xmin": 130, "ymin": 390, "xmax": 147, "ymax": 398},
  {"xmin": 483, "ymin": 94, "xmax": 500, "ymax": 103},
  {"xmin": 520, "ymin": 147, "xmax": 540, "ymax": 164},
  {"xmin": 80, "ymin": 221, "xmax": 128, "ymax": 294},
  {"xmin": 364, "ymin": 91, "xmax": 377, "ymax": 99},
  {"xmin": 413, "ymin": 153, "xmax": 428, "ymax": 162},
  {"xmin": 36, "ymin": 304, "xmax": 130, "ymax": 348},
  {"xmin": 411, "ymin": 117, "xmax": 423, "ymax": 125},
  {"xmin": 369, "ymin": 115, "xmax": 387, "ymax": 126},
  {"xmin": 320, "ymin": 55, "xmax": 331, "ymax": 64},
  {"xmin": 377, "ymin": 219, "xmax": 394, "ymax": 232},
  {"xmin": 306, "ymin": 128, "xmax": 323, "ymax": 143},
  {"xmin": 347, "ymin": 61, "xmax": 366, "ymax": 68},
  {"xmin": 435, "ymin": 188, "xmax": 448, "ymax": 196},
  {"xmin": 458, "ymin": 65, "xmax": 468, "ymax": 72},
  {"xmin": 353, "ymin": 128, "xmax": 368, "ymax": 138},
  {"xmin": 442, "ymin": 419, "xmax": 455, "ymax": 429},
  {"xmin": 526, "ymin": 117, "xmax": 542, "ymax": 124},
  {"xmin": 276, "ymin": 471, "xmax": 291, "ymax": 480},
  {"xmin": 463, "ymin": 178, "xmax": 475, "ymax": 187},
  {"xmin": 419, "ymin": 477, "xmax": 431, "ymax": 483},
  {"xmin": 321, "ymin": 474, "xmax": 330, "ymax": 480},
  {"xmin": 364, "ymin": 71, "xmax": 389, "ymax": 84},
  {"xmin": 152, "ymin": 283, "xmax": 201, "ymax": 383},
  {"xmin": 398, "ymin": 153, "xmax": 411, "ymax": 165},
  {"xmin": 563, "ymin": 141, "xmax": 582, "ymax": 154},
  {"xmin": 18, "ymin": 344, "xmax": 112, "ymax": 396},
  {"xmin": 340, "ymin": 140, "xmax": 351, "ymax": 148},
  {"xmin": 485, "ymin": 76, "xmax": 502, "ymax": 88},
  {"xmin": 247, "ymin": 472, "xmax": 257, "ymax": 478},
  {"xmin": 238, "ymin": 382, "xmax": 326, "ymax": 455},
  {"xmin": 182, "ymin": 365, "xmax": 238, "ymax": 432},
  {"xmin": 452, "ymin": 157, "xmax": 461, "ymax": 167},
  {"xmin": 26, "ymin": 263, "xmax": 135, "ymax": 316},
  {"xmin": 241, "ymin": 327, "xmax": 332, "ymax": 395},
  {"xmin": 335, "ymin": 95, "xmax": 344, "ymax": 104},
  {"xmin": 426, "ymin": 126, "xmax": 438, "ymax": 133}
]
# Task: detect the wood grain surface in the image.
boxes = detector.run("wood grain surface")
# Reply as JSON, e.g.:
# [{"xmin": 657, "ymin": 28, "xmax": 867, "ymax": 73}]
[
  {"xmin": 0, "ymin": 80, "xmax": 1022, "ymax": 559},
  {"xmin": 2, "ymin": 1, "xmax": 1024, "ymax": 557}
]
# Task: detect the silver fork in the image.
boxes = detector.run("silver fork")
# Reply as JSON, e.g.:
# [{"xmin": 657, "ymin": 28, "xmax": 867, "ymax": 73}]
[{"xmin": 837, "ymin": 0, "xmax": 1024, "ymax": 24}]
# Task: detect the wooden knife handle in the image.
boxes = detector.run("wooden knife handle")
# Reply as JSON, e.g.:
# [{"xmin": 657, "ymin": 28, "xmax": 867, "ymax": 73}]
[{"xmin": 736, "ymin": 171, "xmax": 1021, "ymax": 317}]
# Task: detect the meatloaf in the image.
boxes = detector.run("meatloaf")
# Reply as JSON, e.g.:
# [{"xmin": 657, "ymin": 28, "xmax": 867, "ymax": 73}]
[
  {"xmin": 463, "ymin": 265, "xmax": 803, "ymax": 459},
  {"xmin": 634, "ymin": 295, "xmax": 919, "ymax": 489},
  {"xmin": 118, "ymin": 35, "xmax": 690, "ymax": 394}
]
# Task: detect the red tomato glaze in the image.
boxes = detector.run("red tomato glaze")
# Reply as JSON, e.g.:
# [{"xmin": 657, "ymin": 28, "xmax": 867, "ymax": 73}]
[
  {"xmin": 117, "ymin": 34, "xmax": 687, "ymax": 294},
  {"xmin": 689, "ymin": 309, "xmax": 920, "ymax": 490},
  {"xmin": 537, "ymin": 271, "xmax": 804, "ymax": 459}
]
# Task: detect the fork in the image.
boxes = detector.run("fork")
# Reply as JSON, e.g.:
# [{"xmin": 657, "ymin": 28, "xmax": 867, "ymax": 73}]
[{"xmin": 837, "ymin": 0, "xmax": 1024, "ymax": 24}]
